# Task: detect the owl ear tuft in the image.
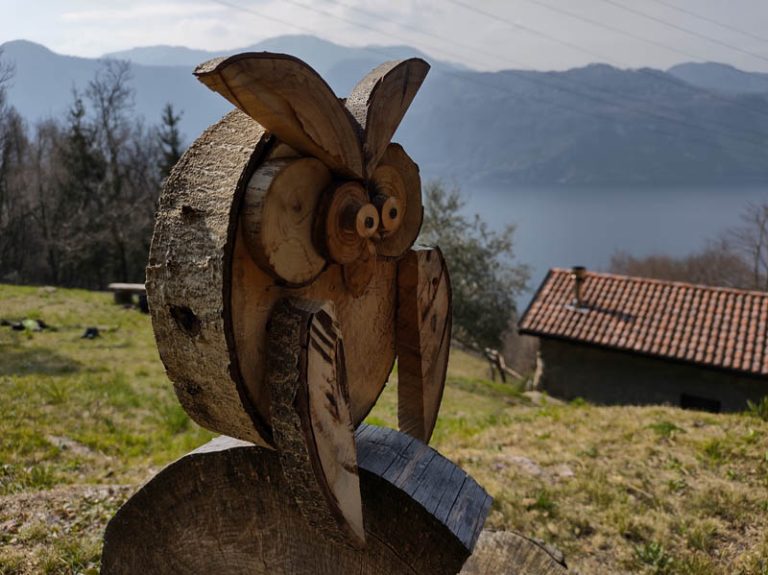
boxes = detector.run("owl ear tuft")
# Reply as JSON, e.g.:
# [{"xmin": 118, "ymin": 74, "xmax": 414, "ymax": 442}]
[
  {"xmin": 196, "ymin": 53, "xmax": 364, "ymax": 179},
  {"xmin": 345, "ymin": 59, "xmax": 430, "ymax": 176}
]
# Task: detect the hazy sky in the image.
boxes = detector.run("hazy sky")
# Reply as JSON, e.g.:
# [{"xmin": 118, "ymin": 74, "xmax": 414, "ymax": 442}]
[{"xmin": 3, "ymin": 0, "xmax": 768, "ymax": 72}]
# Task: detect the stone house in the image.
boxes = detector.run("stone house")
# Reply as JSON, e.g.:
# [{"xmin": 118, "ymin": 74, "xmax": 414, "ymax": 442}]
[{"xmin": 518, "ymin": 267, "xmax": 768, "ymax": 412}]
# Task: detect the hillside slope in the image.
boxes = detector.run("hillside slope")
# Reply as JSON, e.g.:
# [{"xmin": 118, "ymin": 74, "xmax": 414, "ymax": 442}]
[{"xmin": 0, "ymin": 284, "xmax": 766, "ymax": 574}]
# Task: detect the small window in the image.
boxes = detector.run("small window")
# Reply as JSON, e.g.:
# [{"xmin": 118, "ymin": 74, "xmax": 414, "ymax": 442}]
[{"xmin": 680, "ymin": 394, "xmax": 721, "ymax": 413}]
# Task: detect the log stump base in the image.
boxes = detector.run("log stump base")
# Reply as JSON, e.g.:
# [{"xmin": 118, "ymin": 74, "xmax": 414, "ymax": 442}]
[{"xmin": 102, "ymin": 426, "xmax": 489, "ymax": 574}]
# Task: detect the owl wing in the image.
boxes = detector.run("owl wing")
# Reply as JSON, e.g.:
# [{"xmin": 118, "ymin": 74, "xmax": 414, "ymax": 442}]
[
  {"xmin": 345, "ymin": 58, "xmax": 430, "ymax": 176},
  {"xmin": 195, "ymin": 53, "xmax": 364, "ymax": 179}
]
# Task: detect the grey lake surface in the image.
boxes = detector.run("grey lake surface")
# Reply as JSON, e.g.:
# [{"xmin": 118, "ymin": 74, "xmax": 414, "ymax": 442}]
[{"xmin": 460, "ymin": 185, "xmax": 768, "ymax": 310}]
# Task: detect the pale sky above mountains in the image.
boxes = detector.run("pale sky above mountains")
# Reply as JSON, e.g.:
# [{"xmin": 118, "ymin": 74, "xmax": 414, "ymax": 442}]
[{"xmin": 2, "ymin": 0, "xmax": 768, "ymax": 72}]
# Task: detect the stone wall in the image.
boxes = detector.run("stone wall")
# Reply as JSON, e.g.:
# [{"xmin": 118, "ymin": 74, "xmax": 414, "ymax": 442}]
[{"xmin": 535, "ymin": 339, "xmax": 768, "ymax": 412}]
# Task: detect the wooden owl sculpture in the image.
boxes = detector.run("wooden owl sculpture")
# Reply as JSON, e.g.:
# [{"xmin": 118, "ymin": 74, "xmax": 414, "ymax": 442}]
[{"xmin": 145, "ymin": 53, "xmax": 452, "ymax": 546}]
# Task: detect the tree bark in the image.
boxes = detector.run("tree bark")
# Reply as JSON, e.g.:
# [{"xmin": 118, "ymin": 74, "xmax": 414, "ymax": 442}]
[{"xmin": 146, "ymin": 109, "xmax": 273, "ymax": 447}]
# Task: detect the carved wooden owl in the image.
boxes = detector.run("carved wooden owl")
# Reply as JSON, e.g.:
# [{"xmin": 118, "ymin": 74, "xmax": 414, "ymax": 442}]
[{"xmin": 146, "ymin": 53, "xmax": 452, "ymax": 545}]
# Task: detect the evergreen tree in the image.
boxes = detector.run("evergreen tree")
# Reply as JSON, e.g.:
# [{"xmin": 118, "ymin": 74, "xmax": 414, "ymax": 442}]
[{"xmin": 158, "ymin": 103, "xmax": 184, "ymax": 179}]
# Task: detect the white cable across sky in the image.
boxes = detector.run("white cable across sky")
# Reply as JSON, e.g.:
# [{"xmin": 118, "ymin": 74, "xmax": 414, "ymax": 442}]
[{"xmin": 209, "ymin": 0, "xmax": 768, "ymax": 160}]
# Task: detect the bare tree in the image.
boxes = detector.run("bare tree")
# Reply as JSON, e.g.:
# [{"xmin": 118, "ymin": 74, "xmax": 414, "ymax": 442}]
[
  {"xmin": 0, "ymin": 48, "xmax": 14, "ymax": 106},
  {"xmin": 728, "ymin": 201, "xmax": 768, "ymax": 291},
  {"xmin": 0, "ymin": 56, "xmax": 167, "ymax": 288},
  {"xmin": 610, "ymin": 239, "xmax": 754, "ymax": 290}
]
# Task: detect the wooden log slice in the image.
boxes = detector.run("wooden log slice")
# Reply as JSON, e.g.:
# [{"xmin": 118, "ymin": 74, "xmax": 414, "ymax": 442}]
[
  {"xmin": 345, "ymin": 58, "xmax": 430, "ymax": 176},
  {"xmin": 231, "ymin": 227, "xmax": 398, "ymax": 431},
  {"xmin": 241, "ymin": 157, "xmax": 330, "ymax": 286},
  {"xmin": 146, "ymin": 109, "xmax": 272, "ymax": 447},
  {"xmin": 266, "ymin": 298, "xmax": 364, "ymax": 547},
  {"xmin": 396, "ymin": 247, "xmax": 452, "ymax": 443},
  {"xmin": 460, "ymin": 531, "xmax": 569, "ymax": 574},
  {"xmin": 102, "ymin": 425, "xmax": 492, "ymax": 575},
  {"xmin": 375, "ymin": 144, "xmax": 423, "ymax": 258},
  {"xmin": 371, "ymin": 165, "xmax": 406, "ymax": 235},
  {"xmin": 195, "ymin": 53, "xmax": 364, "ymax": 179}
]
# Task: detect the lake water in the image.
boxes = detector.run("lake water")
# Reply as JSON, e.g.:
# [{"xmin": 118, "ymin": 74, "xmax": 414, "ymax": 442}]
[{"xmin": 460, "ymin": 185, "xmax": 768, "ymax": 309}]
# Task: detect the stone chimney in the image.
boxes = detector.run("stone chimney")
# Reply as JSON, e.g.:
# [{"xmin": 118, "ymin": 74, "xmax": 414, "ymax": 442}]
[{"xmin": 571, "ymin": 266, "xmax": 587, "ymax": 308}]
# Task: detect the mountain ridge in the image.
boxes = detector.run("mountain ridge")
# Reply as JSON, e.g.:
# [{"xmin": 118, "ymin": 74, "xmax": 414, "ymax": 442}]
[{"xmin": 2, "ymin": 38, "xmax": 767, "ymax": 185}]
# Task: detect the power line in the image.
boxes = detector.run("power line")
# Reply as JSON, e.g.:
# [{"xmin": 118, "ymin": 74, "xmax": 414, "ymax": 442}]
[
  {"xmin": 444, "ymin": 0, "xmax": 768, "ymax": 133},
  {"xmin": 320, "ymin": 0, "xmax": 768, "ymax": 147},
  {"xmin": 595, "ymin": 0, "xmax": 768, "ymax": 65},
  {"xmin": 322, "ymin": 0, "xmax": 509, "ymax": 69},
  {"xmin": 518, "ymin": 0, "xmax": 768, "ymax": 121},
  {"xmin": 207, "ymin": 0, "xmax": 768, "ymax": 162},
  {"xmin": 523, "ymin": 0, "xmax": 710, "ymax": 63},
  {"xmin": 262, "ymin": 0, "xmax": 497, "ymax": 70},
  {"xmin": 647, "ymin": 0, "xmax": 768, "ymax": 46}
]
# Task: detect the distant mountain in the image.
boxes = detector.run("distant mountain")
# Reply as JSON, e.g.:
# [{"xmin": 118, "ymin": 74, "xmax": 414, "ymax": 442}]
[
  {"xmin": 103, "ymin": 35, "xmax": 465, "ymax": 79},
  {"xmin": 668, "ymin": 62, "xmax": 768, "ymax": 95},
  {"xmin": 1, "ymin": 39, "xmax": 231, "ymax": 142},
  {"xmin": 2, "ymin": 38, "xmax": 768, "ymax": 185},
  {"xmin": 101, "ymin": 45, "xmax": 217, "ymax": 68}
]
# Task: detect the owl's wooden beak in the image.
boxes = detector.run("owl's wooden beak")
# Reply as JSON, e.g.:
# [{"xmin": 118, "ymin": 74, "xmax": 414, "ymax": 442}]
[{"xmin": 194, "ymin": 53, "xmax": 429, "ymax": 180}]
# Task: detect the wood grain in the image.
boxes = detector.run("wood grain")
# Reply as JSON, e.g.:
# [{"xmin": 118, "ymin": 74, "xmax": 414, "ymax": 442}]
[
  {"xmin": 460, "ymin": 531, "xmax": 569, "ymax": 574},
  {"xmin": 241, "ymin": 157, "xmax": 330, "ymax": 286},
  {"xmin": 374, "ymin": 144, "xmax": 423, "ymax": 258},
  {"xmin": 195, "ymin": 53, "xmax": 364, "ymax": 179},
  {"xmin": 343, "ymin": 241, "xmax": 377, "ymax": 297},
  {"xmin": 102, "ymin": 426, "xmax": 491, "ymax": 574},
  {"xmin": 231, "ymin": 226, "xmax": 398, "ymax": 430},
  {"xmin": 396, "ymin": 247, "xmax": 452, "ymax": 443},
  {"xmin": 314, "ymin": 181, "xmax": 378, "ymax": 265},
  {"xmin": 345, "ymin": 59, "xmax": 430, "ymax": 176}
]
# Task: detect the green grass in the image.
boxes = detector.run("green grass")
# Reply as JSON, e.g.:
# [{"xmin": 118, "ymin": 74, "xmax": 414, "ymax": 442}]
[{"xmin": 2, "ymin": 283, "xmax": 768, "ymax": 574}]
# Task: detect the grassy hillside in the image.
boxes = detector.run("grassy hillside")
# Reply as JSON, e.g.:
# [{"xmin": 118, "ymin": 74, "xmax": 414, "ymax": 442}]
[{"xmin": 1, "ymin": 284, "xmax": 767, "ymax": 574}]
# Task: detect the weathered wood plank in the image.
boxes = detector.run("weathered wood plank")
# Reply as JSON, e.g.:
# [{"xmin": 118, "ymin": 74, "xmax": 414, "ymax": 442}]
[
  {"xmin": 345, "ymin": 59, "xmax": 430, "ymax": 176},
  {"xmin": 396, "ymin": 247, "xmax": 452, "ymax": 444}
]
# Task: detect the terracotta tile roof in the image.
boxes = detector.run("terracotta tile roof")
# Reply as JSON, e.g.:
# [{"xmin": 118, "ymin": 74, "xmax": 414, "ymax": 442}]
[{"xmin": 519, "ymin": 268, "xmax": 768, "ymax": 377}]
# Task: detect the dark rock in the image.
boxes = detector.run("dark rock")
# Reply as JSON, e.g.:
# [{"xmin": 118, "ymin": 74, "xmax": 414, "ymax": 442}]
[{"xmin": 82, "ymin": 327, "xmax": 100, "ymax": 339}]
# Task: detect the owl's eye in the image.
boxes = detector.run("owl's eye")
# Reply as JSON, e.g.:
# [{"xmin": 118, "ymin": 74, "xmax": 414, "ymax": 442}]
[
  {"xmin": 314, "ymin": 181, "xmax": 379, "ymax": 266},
  {"xmin": 370, "ymin": 144, "xmax": 423, "ymax": 259}
]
